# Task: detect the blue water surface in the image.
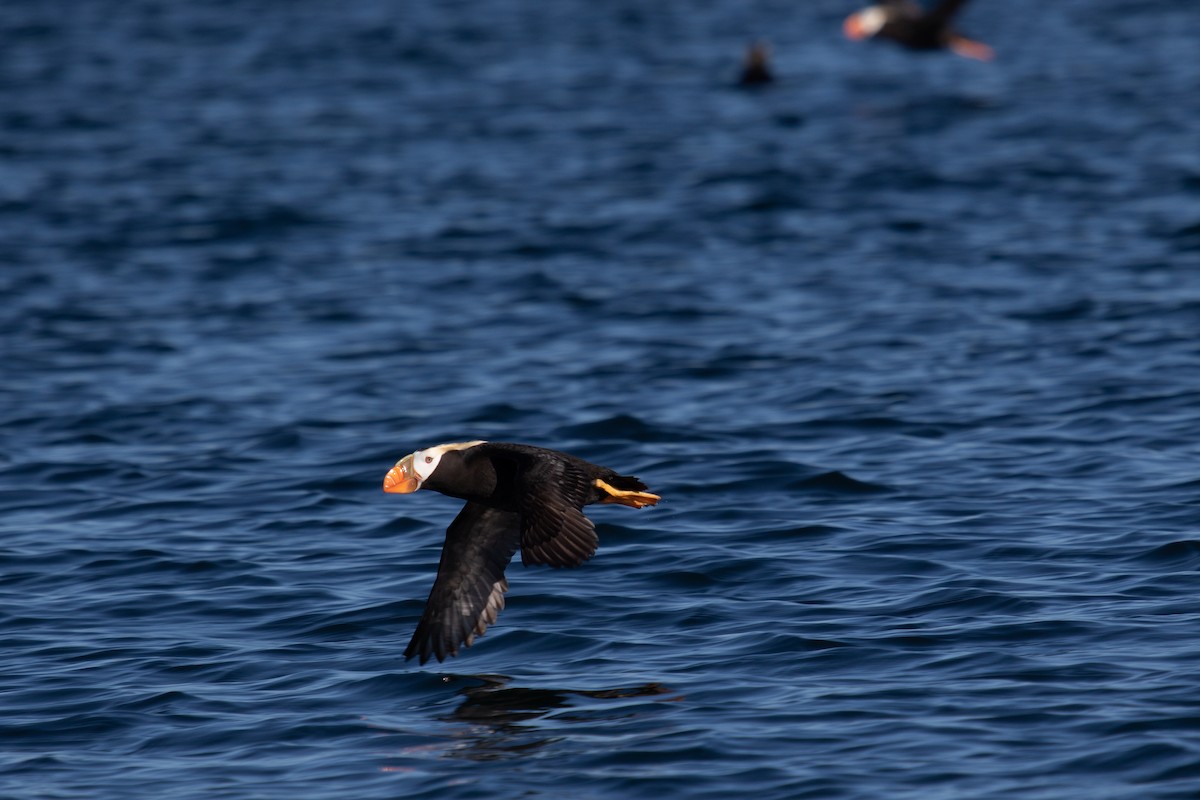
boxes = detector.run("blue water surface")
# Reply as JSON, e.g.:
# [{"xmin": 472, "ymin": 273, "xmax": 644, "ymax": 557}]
[{"xmin": 3, "ymin": 0, "xmax": 1200, "ymax": 798}]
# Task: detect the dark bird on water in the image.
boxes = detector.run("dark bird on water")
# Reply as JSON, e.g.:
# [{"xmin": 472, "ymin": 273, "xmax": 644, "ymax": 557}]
[
  {"xmin": 383, "ymin": 441, "xmax": 660, "ymax": 665},
  {"xmin": 738, "ymin": 41, "xmax": 773, "ymax": 87},
  {"xmin": 843, "ymin": 0, "xmax": 994, "ymax": 61}
]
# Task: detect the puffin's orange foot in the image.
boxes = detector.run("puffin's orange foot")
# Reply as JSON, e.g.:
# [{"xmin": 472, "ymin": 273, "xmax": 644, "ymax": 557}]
[
  {"xmin": 593, "ymin": 479, "xmax": 661, "ymax": 509},
  {"xmin": 948, "ymin": 35, "xmax": 994, "ymax": 61}
]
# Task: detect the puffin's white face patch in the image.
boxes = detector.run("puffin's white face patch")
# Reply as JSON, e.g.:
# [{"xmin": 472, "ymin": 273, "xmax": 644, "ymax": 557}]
[
  {"xmin": 411, "ymin": 440, "xmax": 487, "ymax": 483},
  {"xmin": 857, "ymin": 7, "xmax": 887, "ymax": 35}
]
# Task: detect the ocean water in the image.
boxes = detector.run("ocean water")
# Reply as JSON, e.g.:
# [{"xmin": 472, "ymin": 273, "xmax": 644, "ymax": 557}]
[{"xmin": 3, "ymin": 0, "xmax": 1200, "ymax": 798}]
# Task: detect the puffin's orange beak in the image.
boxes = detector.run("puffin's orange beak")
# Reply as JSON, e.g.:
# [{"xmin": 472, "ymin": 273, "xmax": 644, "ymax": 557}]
[
  {"xmin": 843, "ymin": 12, "xmax": 868, "ymax": 40},
  {"xmin": 383, "ymin": 454, "xmax": 420, "ymax": 494}
]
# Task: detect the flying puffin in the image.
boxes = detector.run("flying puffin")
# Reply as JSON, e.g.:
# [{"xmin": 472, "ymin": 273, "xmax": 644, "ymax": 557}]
[
  {"xmin": 382, "ymin": 441, "xmax": 660, "ymax": 665},
  {"xmin": 843, "ymin": 0, "xmax": 994, "ymax": 61}
]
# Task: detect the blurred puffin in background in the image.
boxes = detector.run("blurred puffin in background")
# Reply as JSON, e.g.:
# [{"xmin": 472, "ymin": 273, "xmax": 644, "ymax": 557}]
[
  {"xmin": 843, "ymin": 0, "xmax": 994, "ymax": 60},
  {"xmin": 738, "ymin": 41, "xmax": 774, "ymax": 87}
]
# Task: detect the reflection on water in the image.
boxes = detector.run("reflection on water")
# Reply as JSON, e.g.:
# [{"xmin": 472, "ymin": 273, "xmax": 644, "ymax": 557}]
[{"xmin": 437, "ymin": 674, "xmax": 676, "ymax": 762}]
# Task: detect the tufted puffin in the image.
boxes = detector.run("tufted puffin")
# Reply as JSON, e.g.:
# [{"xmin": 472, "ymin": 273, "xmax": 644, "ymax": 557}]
[
  {"xmin": 383, "ymin": 441, "xmax": 660, "ymax": 665},
  {"xmin": 843, "ymin": 0, "xmax": 994, "ymax": 61},
  {"xmin": 738, "ymin": 41, "xmax": 774, "ymax": 87}
]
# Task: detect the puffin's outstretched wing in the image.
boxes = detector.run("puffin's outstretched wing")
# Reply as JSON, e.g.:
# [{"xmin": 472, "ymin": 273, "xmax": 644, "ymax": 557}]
[
  {"xmin": 517, "ymin": 455, "xmax": 599, "ymax": 569},
  {"xmin": 404, "ymin": 502, "xmax": 521, "ymax": 665}
]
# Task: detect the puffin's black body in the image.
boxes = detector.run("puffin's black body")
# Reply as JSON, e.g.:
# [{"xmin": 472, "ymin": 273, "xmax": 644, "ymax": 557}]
[
  {"xmin": 843, "ymin": 0, "xmax": 993, "ymax": 60},
  {"xmin": 383, "ymin": 441, "xmax": 659, "ymax": 665}
]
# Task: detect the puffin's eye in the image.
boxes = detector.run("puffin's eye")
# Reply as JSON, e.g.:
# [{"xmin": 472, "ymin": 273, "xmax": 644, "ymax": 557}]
[{"xmin": 424, "ymin": 456, "xmax": 433, "ymax": 464}]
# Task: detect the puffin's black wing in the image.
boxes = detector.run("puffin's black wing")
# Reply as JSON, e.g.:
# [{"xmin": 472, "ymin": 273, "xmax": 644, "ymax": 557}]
[
  {"xmin": 404, "ymin": 501, "xmax": 521, "ymax": 665},
  {"xmin": 516, "ymin": 455, "xmax": 599, "ymax": 569}
]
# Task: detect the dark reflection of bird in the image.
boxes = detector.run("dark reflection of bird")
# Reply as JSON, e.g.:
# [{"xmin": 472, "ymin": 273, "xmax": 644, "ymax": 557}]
[
  {"xmin": 426, "ymin": 675, "xmax": 675, "ymax": 762},
  {"xmin": 449, "ymin": 674, "xmax": 673, "ymax": 726},
  {"xmin": 738, "ymin": 41, "xmax": 774, "ymax": 87},
  {"xmin": 383, "ymin": 441, "xmax": 660, "ymax": 665},
  {"xmin": 843, "ymin": 0, "xmax": 994, "ymax": 61}
]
